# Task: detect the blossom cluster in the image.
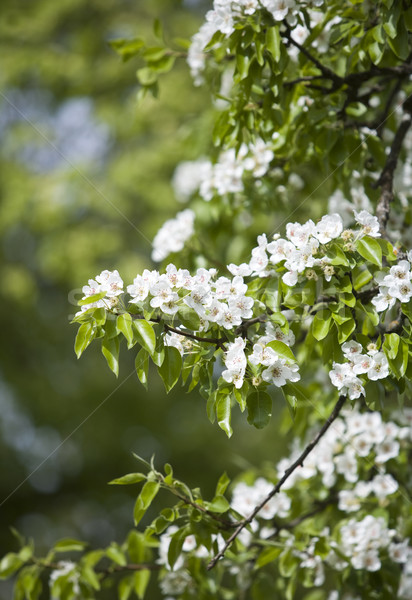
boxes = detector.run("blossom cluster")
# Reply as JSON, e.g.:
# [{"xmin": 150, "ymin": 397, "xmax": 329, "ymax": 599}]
[
  {"xmin": 372, "ymin": 257, "xmax": 412, "ymax": 312},
  {"xmin": 276, "ymin": 408, "xmax": 408, "ymax": 496},
  {"xmin": 228, "ymin": 210, "xmax": 379, "ymax": 286},
  {"xmin": 77, "ymin": 269, "xmax": 124, "ymax": 314},
  {"xmin": 155, "ymin": 408, "xmax": 412, "ymax": 597},
  {"xmin": 187, "ymin": 0, "xmax": 324, "ymax": 84},
  {"xmin": 151, "ymin": 209, "xmax": 195, "ymax": 263},
  {"xmin": 171, "ymin": 140, "xmax": 274, "ymax": 203},
  {"xmin": 329, "ymin": 341, "xmax": 389, "ymax": 400},
  {"xmin": 79, "ymin": 264, "xmax": 254, "ymax": 333}
]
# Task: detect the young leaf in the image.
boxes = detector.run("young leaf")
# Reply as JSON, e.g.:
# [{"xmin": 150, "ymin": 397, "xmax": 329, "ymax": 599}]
[
  {"xmin": 158, "ymin": 346, "xmax": 182, "ymax": 392},
  {"xmin": 266, "ymin": 26, "xmax": 281, "ymax": 62},
  {"xmin": 117, "ymin": 313, "xmax": 135, "ymax": 349},
  {"xmin": 246, "ymin": 391, "xmax": 272, "ymax": 429},
  {"xmin": 168, "ymin": 526, "xmax": 190, "ymax": 570},
  {"xmin": 356, "ymin": 236, "xmax": 382, "ymax": 267},
  {"xmin": 134, "ymin": 481, "xmax": 160, "ymax": 526},
  {"xmin": 75, "ymin": 322, "xmax": 94, "ymax": 358},
  {"xmin": 267, "ymin": 340, "xmax": 296, "ymax": 363},
  {"xmin": 109, "ymin": 473, "xmax": 146, "ymax": 485},
  {"xmin": 133, "ymin": 320, "xmax": 156, "ymax": 355},
  {"xmin": 135, "ymin": 348, "xmax": 149, "ymax": 390},
  {"xmin": 102, "ymin": 336, "xmax": 120, "ymax": 376},
  {"xmin": 216, "ymin": 392, "xmax": 233, "ymax": 438},
  {"xmin": 312, "ymin": 310, "xmax": 332, "ymax": 341}
]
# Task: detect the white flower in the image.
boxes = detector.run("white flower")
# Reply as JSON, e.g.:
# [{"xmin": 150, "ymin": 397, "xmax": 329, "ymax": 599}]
[
  {"xmin": 227, "ymin": 262, "xmax": 252, "ymax": 276},
  {"xmin": 314, "ymin": 213, "xmax": 343, "ymax": 244},
  {"xmin": 243, "ymin": 138, "xmax": 274, "ymax": 177},
  {"xmin": 127, "ymin": 275, "xmax": 149, "ymax": 303},
  {"xmin": 222, "ymin": 337, "xmax": 247, "ymax": 388},
  {"xmin": 249, "ymin": 246, "xmax": 269, "ymax": 275},
  {"xmin": 267, "ymin": 238, "xmax": 295, "ymax": 264},
  {"xmin": 172, "ymin": 159, "xmax": 211, "ymax": 202},
  {"xmin": 248, "ymin": 343, "xmax": 279, "ymax": 367},
  {"xmin": 367, "ymin": 352, "xmax": 389, "ymax": 380},
  {"xmin": 164, "ymin": 332, "xmax": 185, "ymax": 356},
  {"xmin": 282, "ymin": 269, "xmax": 299, "ymax": 287},
  {"xmin": 96, "ymin": 269, "xmax": 124, "ymax": 297},
  {"xmin": 286, "ymin": 220, "xmax": 316, "ymax": 248},
  {"xmin": 389, "ymin": 541, "xmax": 410, "ymax": 563},
  {"xmin": 338, "ymin": 489, "xmax": 361, "ymax": 512},
  {"xmin": 261, "ymin": 359, "xmax": 300, "ymax": 387},
  {"xmin": 342, "ymin": 340, "xmax": 363, "ymax": 359},
  {"xmin": 184, "ymin": 284, "xmax": 211, "ymax": 314},
  {"xmin": 352, "ymin": 353, "xmax": 372, "ymax": 375},
  {"xmin": 151, "ymin": 209, "xmax": 195, "ymax": 262},
  {"xmin": 371, "ymin": 473, "xmax": 398, "ymax": 499},
  {"xmin": 354, "ymin": 210, "xmax": 381, "ymax": 237},
  {"xmin": 352, "ymin": 548, "xmax": 381, "ymax": 572},
  {"xmin": 228, "ymin": 295, "xmax": 254, "ymax": 319},
  {"xmin": 389, "ymin": 280, "xmax": 412, "ymax": 302},
  {"xmin": 375, "ymin": 438, "xmax": 400, "ymax": 463},
  {"xmin": 261, "ymin": 0, "xmax": 296, "ymax": 21},
  {"xmin": 371, "ymin": 288, "xmax": 396, "ymax": 312},
  {"xmin": 216, "ymin": 304, "xmax": 242, "ymax": 329}
]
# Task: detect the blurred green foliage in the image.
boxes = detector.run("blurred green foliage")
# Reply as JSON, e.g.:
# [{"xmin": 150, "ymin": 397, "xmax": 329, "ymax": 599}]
[{"xmin": 0, "ymin": 3, "xmax": 288, "ymax": 597}]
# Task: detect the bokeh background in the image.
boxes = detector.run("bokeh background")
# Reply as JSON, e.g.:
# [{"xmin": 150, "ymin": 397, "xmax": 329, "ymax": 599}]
[{"xmin": 0, "ymin": 1, "xmax": 288, "ymax": 597}]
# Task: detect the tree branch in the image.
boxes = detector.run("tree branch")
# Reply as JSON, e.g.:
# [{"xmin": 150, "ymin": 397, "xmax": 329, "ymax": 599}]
[
  {"xmin": 207, "ymin": 394, "xmax": 346, "ymax": 570},
  {"xmin": 375, "ymin": 98, "xmax": 412, "ymax": 236},
  {"xmin": 283, "ymin": 29, "xmax": 343, "ymax": 88}
]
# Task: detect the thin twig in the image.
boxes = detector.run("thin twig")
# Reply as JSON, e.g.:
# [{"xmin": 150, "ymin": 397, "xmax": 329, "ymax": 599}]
[{"xmin": 207, "ymin": 394, "xmax": 346, "ymax": 570}]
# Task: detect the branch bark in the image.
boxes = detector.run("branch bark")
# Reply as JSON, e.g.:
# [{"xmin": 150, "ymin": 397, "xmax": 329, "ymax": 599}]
[
  {"xmin": 375, "ymin": 98, "xmax": 412, "ymax": 236},
  {"xmin": 207, "ymin": 394, "xmax": 346, "ymax": 570}
]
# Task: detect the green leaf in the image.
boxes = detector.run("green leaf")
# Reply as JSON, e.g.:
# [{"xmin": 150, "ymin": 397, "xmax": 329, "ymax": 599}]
[
  {"xmin": 0, "ymin": 553, "xmax": 24, "ymax": 578},
  {"xmin": 208, "ymin": 495, "xmax": 230, "ymax": 513},
  {"xmin": 236, "ymin": 52, "xmax": 251, "ymax": 80},
  {"xmin": 106, "ymin": 544, "xmax": 127, "ymax": 566},
  {"xmin": 352, "ymin": 265, "xmax": 373, "ymax": 290},
  {"xmin": 137, "ymin": 67, "xmax": 157, "ymax": 86},
  {"xmin": 383, "ymin": 333, "xmax": 400, "ymax": 360},
  {"xmin": 246, "ymin": 391, "xmax": 272, "ymax": 429},
  {"xmin": 135, "ymin": 348, "xmax": 149, "ymax": 390},
  {"xmin": 178, "ymin": 306, "xmax": 200, "ymax": 331},
  {"xmin": 336, "ymin": 319, "xmax": 356, "ymax": 344},
  {"xmin": 133, "ymin": 320, "xmax": 156, "ymax": 355},
  {"xmin": 356, "ymin": 236, "xmax": 382, "ymax": 267},
  {"xmin": 168, "ymin": 527, "xmax": 189, "ymax": 570},
  {"xmin": 134, "ymin": 569, "xmax": 151, "ymax": 600},
  {"xmin": 110, "ymin": 37, "xmax": 145, "ymax": 61},
  {"xmin": 216, "ymin": 392, "xmax": 233, "ymax": 438},
  {"xmin": 266, "ymin": 340, "xmax": 296, "ymax": 363},
  {"xmin": 153, "ymin": 18, "xmax": 164, "ymax": 42},
  {"xmin": 312, "ymin": 310, "xmax": 332, "ymax": 341},
  {"xmin": 206, "ymin": 391, "xmax": 216, "ymax": 424},
  {"xmin": 215, "ymin": 472, "xmax": 230, "ymax": 497},
  {"xmin": 54, "ymin": 539, "xmax": 87, "ymax": 552},
  {"xmin": 117, "ymin": 313, "xmax": 135, "ymax": 348},
  {"xmin": 118, "ymin": 576, "xmax": 134, "ymax": 600},
  {"xmin": 102, "ymin": 335, "xmax": 120, "ymax": 377},
  {"xmin": 78, "ymin": 291, "xmax": 106, "ymax": 306},
  {"xmin": 158, "ymin": 346, "xmax": 182, "ymax": 392},
  {"xmin": 134, "ymin": 481, "xmax": 161, "ymax": 526},
  {"xmin": 279, "ymin": 548, "xmax": 298, "ymax": 577},
  {"xmin": 109, "ymin": 473, "xmax": 146, "ymax": 485},
  {"xmin": 325, "ymin": 243, "xmax": 349, "ymax": 266},
  {"xmin": 256, "ymin": 546, "xmax": 282, "ymax": 568},
  {"xmin": 266, "ymin": 26, "xmax": 281, "ymax": 62},
  {"xmin": 75, "ymin": 322, "xmax": 94, "ymax": 358}
]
